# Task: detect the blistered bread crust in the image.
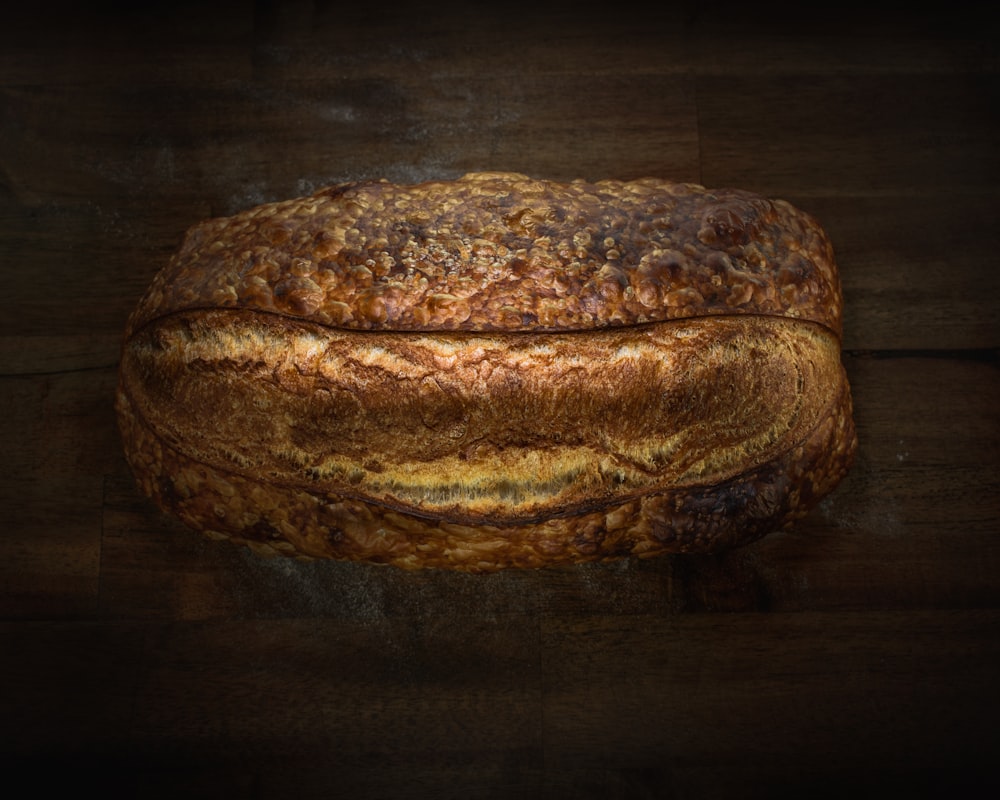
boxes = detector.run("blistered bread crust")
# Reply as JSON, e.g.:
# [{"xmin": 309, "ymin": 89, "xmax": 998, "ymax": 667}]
[
  {"xmin": 118, "ymin": 172, "xmax": 857, "ymax": 571},
  {"xmin": 126, "ymin": 172, "xmax": 842, "ymax": 338}
]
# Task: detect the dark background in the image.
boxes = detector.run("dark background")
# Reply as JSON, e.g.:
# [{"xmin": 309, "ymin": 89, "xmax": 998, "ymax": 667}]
[{"xmin": 2, "ymin": 1, "xmax": 999, "ymax": 797}]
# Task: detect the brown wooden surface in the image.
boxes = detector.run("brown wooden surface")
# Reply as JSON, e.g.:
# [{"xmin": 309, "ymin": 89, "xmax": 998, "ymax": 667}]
[{"xmin": 2, "ymin": 2, "xmax": 999, "ymax": 797}]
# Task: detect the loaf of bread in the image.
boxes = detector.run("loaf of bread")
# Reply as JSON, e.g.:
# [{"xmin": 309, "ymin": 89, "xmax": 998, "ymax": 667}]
[{"xmin": 116, "ymin": 172, "xmax": 856, "ymax": 571}]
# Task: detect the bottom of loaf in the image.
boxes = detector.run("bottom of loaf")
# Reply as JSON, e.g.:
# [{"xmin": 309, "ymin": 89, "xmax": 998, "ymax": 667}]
[{"xmin": 115, "ymin": 379, "xmax": 856, "ymax": 572}]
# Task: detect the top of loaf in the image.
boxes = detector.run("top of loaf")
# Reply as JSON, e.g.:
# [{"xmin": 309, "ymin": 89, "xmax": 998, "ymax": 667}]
[{"xmin": 129, "ymin": 172, "xmax": 843, "ymax": 336}]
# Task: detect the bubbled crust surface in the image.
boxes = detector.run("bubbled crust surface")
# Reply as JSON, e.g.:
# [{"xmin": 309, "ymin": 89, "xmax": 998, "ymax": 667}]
[{"xmin": 125, "ymin": 172, "xmax": 843, "ymax": 337}]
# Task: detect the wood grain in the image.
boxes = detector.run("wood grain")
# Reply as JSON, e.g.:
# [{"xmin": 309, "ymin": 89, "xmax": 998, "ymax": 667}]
[{"xmin": 1, "ymin": 2, "xmax": 998, "ymax": 797}]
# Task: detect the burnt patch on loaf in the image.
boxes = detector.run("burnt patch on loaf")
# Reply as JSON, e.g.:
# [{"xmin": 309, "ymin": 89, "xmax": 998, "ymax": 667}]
[
  {"xmin": 702, "ymin": 465, "xmax": 789, "ymax": 523},
  {"xmin": 645, "ymin": 463, "xmax": 792, "ymax": 552}
]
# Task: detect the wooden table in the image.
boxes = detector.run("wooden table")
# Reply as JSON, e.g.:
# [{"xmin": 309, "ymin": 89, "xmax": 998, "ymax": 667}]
[{"xmin": 2, "ymin": 3, "xmax": 998, "ymax": 797}]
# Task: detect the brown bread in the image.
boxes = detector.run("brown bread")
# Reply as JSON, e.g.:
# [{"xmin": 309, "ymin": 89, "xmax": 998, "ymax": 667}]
[{"xmin": 116, "ymin": 172, "xmax": 856, "ymax": 571}]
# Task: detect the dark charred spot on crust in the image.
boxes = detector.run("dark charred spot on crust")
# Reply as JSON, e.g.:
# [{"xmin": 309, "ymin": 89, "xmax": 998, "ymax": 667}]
[
  {"xmin": 572, "ymin": 523, "xmax": 607, "ymax": 555},
  {"xmin": 704, "ymin": 208, "xmax": 753, "ymax": 247},
  {"xmin": 326, "ymin": 527, "xmax": 345, "ymax": 545},
  {"xmin": 698, "ymin": 196, "xmax": 775, "ymax": 249},
  {"xmin": 245, "ymin": 519, "xmax": 284, "ymax": 541},
  {"xmin": 317, "ymin": 181, "xmax": 365, "ymax": 201},
  {"xmin": 156, "ymin": 471, "xmax": 185, "ymax": 510}
]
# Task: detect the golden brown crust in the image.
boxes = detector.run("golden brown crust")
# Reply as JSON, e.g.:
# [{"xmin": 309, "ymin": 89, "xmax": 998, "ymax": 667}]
[
  {"xmin": 115, "ymin": 370, "xmax": 855, "ymax": 571},
  {"xmin": 125, "ymin": 172, "xmax": 843, "ymax": 338},
  {"xmin": 121, "ymin": 310, "xmax": 845, "ymax": 523},
  {"xmin": 117, "ymin": 172, "xmax": 857, "ymax": 571}
]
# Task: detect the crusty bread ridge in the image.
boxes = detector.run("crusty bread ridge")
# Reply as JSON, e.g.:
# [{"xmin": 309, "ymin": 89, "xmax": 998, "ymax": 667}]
[{"xmin": 116, "ymin": 172, "xmax": 857, "ymax": 571}]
